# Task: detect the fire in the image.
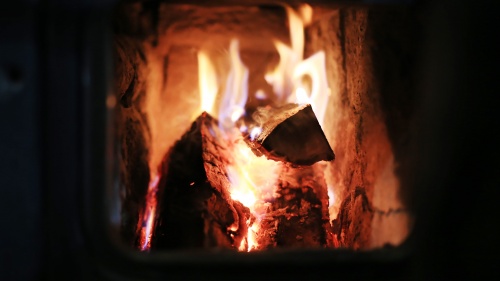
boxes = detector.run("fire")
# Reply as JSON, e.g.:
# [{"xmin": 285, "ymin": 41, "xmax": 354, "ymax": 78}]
[
  {"xmin": 195, "ymin": 4, "xmax": 329, "ymax": 252},
  {"xmin": 138, "ymin": 173, "xmax": 160, "ymax": 251},
  {"xmin": 198, "ymin": 50, "xmax": 218, "ymax": 116},
  {"xmin": 295, "ymin": 87, "xmax": 311, "ymax": 105},
  {"xmin": 218, "ymin": 39, "xmax": 249, "ymax": 133},
  {"xmin": 291, "ymin": 51, "xmax": 330, "ymax": 128},
  {"xmin": 266, "ymin": 4, "xmax": 330, "ymax": 127}
]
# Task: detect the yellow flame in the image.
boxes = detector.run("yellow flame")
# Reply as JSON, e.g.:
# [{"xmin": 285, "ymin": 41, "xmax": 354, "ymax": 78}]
[
  {"xmin": 264, "ymin": 5, "xmax": 329, "ymax": 127},
  {"xmin": 295, "ymin": 87, "xmax": 311, "ymax": 105},
  {"xmin": 298, "ymin": 4, "xmax": 313, "ymax": 26},
  {"xmin": 264, "ymin": 6, "xmax": 304, "ymax": 101},
  {"xmin": 286, "ymin": 6, "xmax": 305, "ymax": 61},
  {"xmin": 264, "ymin": 41, "xmax": 296, "ymax": 101},
  {"xmin": 194, "ymin": 4, "xmax": 330, "ymax": 252},
  {"xmin": 291, "ymin": 51, "xmax": 330, "ymax": 127},
  {"xmin": 198, "ymin": 50, "xmax": 218, "ymax": 116},
  {"xmin": 247, "ymin": 223, "xmax": 260, "ymax": 251},
  {"xmin": 227, "ymin": 138, "xmax": 280, "ymax": 251}
]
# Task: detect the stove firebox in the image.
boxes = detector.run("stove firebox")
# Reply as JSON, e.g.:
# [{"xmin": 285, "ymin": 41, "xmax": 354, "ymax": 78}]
[{"xmin": 112, "ymin": 1, "xmax": 418, "ymax": 254}]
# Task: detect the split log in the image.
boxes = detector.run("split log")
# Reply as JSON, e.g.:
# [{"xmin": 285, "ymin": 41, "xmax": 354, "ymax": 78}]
[
  {"xmin": 150, "ymin": 112, "xmax": 250, "ymax": 250},
  {"xmin": 247, "ymin": 103, "xmax": 335, "ymax": 166},
  {"xmin": 255, "ymin": 162, "xmax": 334, "ymax": 249}
]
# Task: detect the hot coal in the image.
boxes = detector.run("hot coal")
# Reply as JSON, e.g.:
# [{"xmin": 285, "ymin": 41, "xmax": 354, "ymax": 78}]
[{"xmin": 246, "ymin": 103, "xmax": 335, "ymax": 166}]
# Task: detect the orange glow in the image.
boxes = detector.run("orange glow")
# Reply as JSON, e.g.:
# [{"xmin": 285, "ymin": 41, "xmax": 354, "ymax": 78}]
[{"xmin": 138, "ymin": 173, "xmax": 160, "ymax": 251}]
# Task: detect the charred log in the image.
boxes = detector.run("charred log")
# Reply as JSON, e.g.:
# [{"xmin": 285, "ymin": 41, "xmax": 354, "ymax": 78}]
[
  {"xmin": 247, "ymin": 103, "xmax": 335, "ymax": 166},
  {"xmin": 255, "ymin": 163, "xmax": 333, "ymax": 249},
  {"xmin": 150, "ymin": 112, "xmax": 249, "ymax": 250}
]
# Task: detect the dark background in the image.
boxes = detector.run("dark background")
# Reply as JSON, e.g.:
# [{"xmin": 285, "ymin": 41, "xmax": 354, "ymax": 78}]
[{"xmin": 1, "ymin": 0, "xmax": 499, "ymax": 280}]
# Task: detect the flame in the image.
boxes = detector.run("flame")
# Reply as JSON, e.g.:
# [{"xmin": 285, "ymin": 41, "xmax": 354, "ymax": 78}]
[
  {"xmin": 295, "ymin": 87, "xmax": 311, "ymax": 105},
  {"xmin": 264, "ymin": 41, "xmax": 297, "ymax": 101},
  {"xmin": 185, "ymin": 4, "xmax": 329, "ymax": 252},
  {"xmin": 287, "ymin": 6, "xmax": 305, "ymax": 61},
  {"xmin": 227, "ymin": 139, "xmax": 280, "ymax": 251},
  {"xmin": 298, "ymin": 4, "xmax": 313, "ymax": 26},
  {"xmin": 249, "ymin": 127, "xmax": 262, "ymax": 141},
  {"xmin": 138, "ymin": 173, "xmax": 160, "ymax": 251},
  {"xmin": 265, "ymin": 4, "xmax": 330, "ymax": 127},
  {"xmin": 218, "ymin": 39, "xmax": 249, "ymax": 132},
  {"xmin": 264, "ymin": 6, "xmax": 304, "ymax": 101},
  {"xmin": 291, "ymin": 51, "xmax": 330, "ymax": 127},
  {"xmin": 198, "ymin": 50, "xmax": 218, "ymax": 116}
]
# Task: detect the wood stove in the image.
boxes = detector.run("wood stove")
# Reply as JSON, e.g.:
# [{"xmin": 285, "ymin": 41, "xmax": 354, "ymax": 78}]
[
  {"xmin": 2, "ymin": 0, "xmax": 500, "ymax": 280},
  {"xmin": 113, "ymin": 1, "xmax": 417, "ymax": 254}
]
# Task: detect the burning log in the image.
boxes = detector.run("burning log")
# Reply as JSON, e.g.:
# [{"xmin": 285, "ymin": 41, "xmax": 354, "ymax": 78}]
[
  {"xmin": 247, "ymin": 103, "xmax": 335, "ymax": 166},
  {"xmin": 150, "ymin": 112, "xmax": 250, "ymax": 250},
  {"xmin": 255, "ymin": 162, "xmax": 333, "ymax": 249},
  {"xmin": 149, "ymin": 108, "xmax": 335, "ymax": 251}
]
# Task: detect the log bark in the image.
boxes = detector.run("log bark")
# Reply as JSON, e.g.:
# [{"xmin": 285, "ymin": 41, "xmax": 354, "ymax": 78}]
[
  {"xmin": 150, "ymin": 112, "xmax": 249, "ymax": 250},
  {"xmin": 247, "ymin": 103, "xmax": 335, "ymax": 166}
]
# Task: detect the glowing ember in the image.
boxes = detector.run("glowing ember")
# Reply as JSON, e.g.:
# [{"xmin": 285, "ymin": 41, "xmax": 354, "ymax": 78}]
[{"xmin": 138, "ymin": 173, "xmax": 160, "ymax": 251}]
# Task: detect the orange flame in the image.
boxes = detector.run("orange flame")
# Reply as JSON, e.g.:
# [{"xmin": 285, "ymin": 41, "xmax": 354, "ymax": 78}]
[
  {"xmin": 198, "ymin": 50, "xmax": 218, "ymax": 117},
  {"xmin": 193, "ymin": 4, "xmax": 330, "ymax": 252},
  {"xmin": 138, "ymin": 173, "xmax": 160, "ymax": 251}
]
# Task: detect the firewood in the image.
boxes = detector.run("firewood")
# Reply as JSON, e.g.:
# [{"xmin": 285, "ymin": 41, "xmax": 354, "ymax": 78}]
[
  {"xmin": 254, "ymin": 162, "xmax": 333, "ymax": 249},
  {"xmin": 246, "ymin": 103, "xmax": 335, "ymax": 166},
  {"xmin": 150, "ymin": 112, "xmax": 249, "ymax": 250}
]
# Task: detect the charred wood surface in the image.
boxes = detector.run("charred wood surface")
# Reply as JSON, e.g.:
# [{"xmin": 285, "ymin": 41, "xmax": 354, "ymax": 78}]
[
  {"xmin": 248, "ymin": 104, "xmax": 334, "ymax": 166},
  {"xmin": 256, "ymin": 163, "xmax": 333, "ymax": 249},
  {"xmin": 151, "ymin": 113, "xmax": 249, "ymax": 250}
]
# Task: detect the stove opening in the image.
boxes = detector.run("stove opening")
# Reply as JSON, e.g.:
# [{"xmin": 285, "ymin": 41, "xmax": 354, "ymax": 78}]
[{"xmin": 112, "ymin": 1, "xmax": 417, "ymax": 253}]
